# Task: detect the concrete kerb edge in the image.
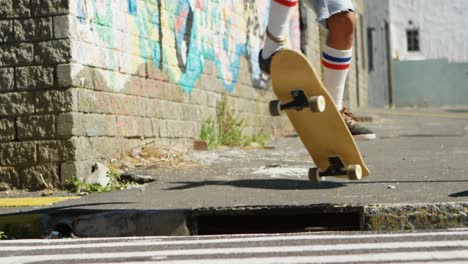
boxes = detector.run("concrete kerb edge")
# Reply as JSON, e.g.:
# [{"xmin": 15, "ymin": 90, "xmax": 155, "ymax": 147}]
[
  {"xmin": 0, "ymin": 209, "xmax": 191, "ymax": 239},
  {"xmin": 0, "ymin": 202, "xmax": 467, "ymax": 238},
  {"xmin": 0, "ymin": 213, "xmax": 49, "ymax": 239},
  {"xmin": 364, "ymin": 202, "xmax": 468, "ymax": 231}
]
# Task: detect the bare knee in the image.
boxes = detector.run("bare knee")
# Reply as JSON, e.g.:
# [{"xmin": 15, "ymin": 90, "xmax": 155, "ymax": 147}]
[{"xmin": 327, "ymin": 12, "xmax": 356, "ymax": 49}]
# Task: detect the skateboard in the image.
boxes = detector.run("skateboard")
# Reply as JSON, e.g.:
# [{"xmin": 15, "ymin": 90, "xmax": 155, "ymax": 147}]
[{"xmin": 269, "ymin": 49, "xmax": 370, "ymax": 182}]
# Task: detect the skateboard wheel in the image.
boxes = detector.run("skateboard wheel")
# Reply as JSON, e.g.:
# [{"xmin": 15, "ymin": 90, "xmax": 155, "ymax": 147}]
[
  {"xmin": 269, "ymin": 100, "xmax": 282, "ymax": 116},
  {"xmin": 347, "ymin": 164, "xmax": 362, "ymax": 180},
  {"xmin": 309, "ymin": 96, "xmax": 326, "ymax": 113},
  {"xmin": 308, "ymin": 168, "xmax": 322, "ymax": 183}
]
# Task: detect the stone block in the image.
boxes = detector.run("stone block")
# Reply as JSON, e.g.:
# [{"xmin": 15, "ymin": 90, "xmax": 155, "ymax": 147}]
[
  {"xmin": 54, "ymin": 15, "xmax": 70, "ymax": 38},
  {"xmin": 0, "ymin": 43, "xmax": 34, "ymax": 67},
  {"xmin": 56, "ymin": 112, "xmax": 74, "ymax": 137},
  {"xmin": 0, "ymin": 68, "xmax": 14, "ymax": 92},
  {"xmin": 57, "ymin": 112, "xmax": 117, "ymax": 137},
  {"xmin": 60, "ymin": 161, "xmax": 86, "ymax": 181},
  {"xmin": 0, "ymin": 167, "xmax": 20, "ymax": 189},
  {"xmin": 145, "ymin": 99, "xmax": 162, "ymax": 118},
  {"xmin": 141, "ymin": 117, "xmax": 153, "ymax": 138},
  {"xmin": 160, "ymin": 101, "xmax": 183, "ymax": 120},
  {"xmin": 139, "ymin": 79, "xmax": 159, "ymax": 98},
  {"xmin": 35, "ymin": 89, "xmax": 77, "ymax": 114},
  {"xmin": 146, "ymin": 61, "xmax": 170, "ymax": 82},
  {"xmin": 189, "ymin": 88, "xmax": 208, "ymax": 106},
  {"xmin": 182, "ymin": 104, "xmax": 204, "ymax": 122},
  {"xmin": 57, "ymin": 63, "xmax": 96, "ymax": 89},
  {"xmin": 37, "ymin": 140, "xmax": 76, "ymax": 163},
  {"xmin": 0, "ymin": 92, "xmax": 35, "ymax": 116},
  {"xmin": 162, "ymin": 84, "xmax": 189, "ymax": 103},
  {"xmin": 14, "ymin": 17, "xmax": 53, "ymax": 41},
  {"xmin": 207, "ymin": 92, "xmax": 222, "ymax": 108},
  {"xmin": 0, "ymin": 20, "xmax": 13, "ymax": 43},
  {"xmin": 56, "ymin": 64, "xmax": 73, "ymax": 88},
  {"xmin": 0, "ymin": 118, "xmax": 15, "ymax": 142},
  {"xmin": 116, "ymin": 116, "xmax": 139, "ymax": 137},
  {"xmin": 17, "ymin": 115, "xmax": 55, "ymax": 140},
  {"xmin": 164, "ymin": 120, "xmax": 195, "ymax": 138},
  {"xmin": 34, "ymin": 40, "xmax": 71, "ymax": 64},
  {"xmin": 72, "ymin": 137, "xmax": 93, "ymax": 161},
  {"xmin": 150, "ymin": 118, "xmax": 161, "ymax": 137},
  {"xmin": 83, "ymin": 114, "xmax": 117, "ymax": 137},
  {"xmin": 21, "ymin": 164, "xmax": 60, "ymax": 191},
  {"xmin": 94, "ymin": 92, "xmax": 113, "ymax": 114},
  {"xmin": 76, "ymin": 88, "xmax": 100, "ymax": 113},
  {"xmin": 118, "ymin": 52, "xmax": 146, "ymax": 76},
  {"xmin": 16, "ymin": 66, "xmax": 54, "ymax": 90},
  {"xmin": 88, "ymin": 137, "xmax": 123, "ymax": 160},
  {"xmin": 0, "ymin": 142, "xmax": 36, "ymax": 166},
  {"xmin": 30, "ymin": 0, "xmax": 69, "ymax": 16},
  {"xmin": 0, "ymin": 0, "xmax": 30, "ymax": 18},
  {"xmin": 158, "ymin": 120, "xmax": 168, "ymax": 138}
]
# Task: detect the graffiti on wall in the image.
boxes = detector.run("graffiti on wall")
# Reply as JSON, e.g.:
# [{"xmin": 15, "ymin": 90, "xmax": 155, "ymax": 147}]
[{"xmin": 74, "ymin": 0, "xmax": 301, "ymax": 93}]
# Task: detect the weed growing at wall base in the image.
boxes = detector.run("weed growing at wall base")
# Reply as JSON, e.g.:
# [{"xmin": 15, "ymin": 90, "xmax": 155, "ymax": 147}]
[
  {"xmin": 201, "ymin": 94, "xmax": 268, "ymax": 149},
  {"xmin": 0, "ymin": 231, "xmax": 7, "ymax": 240},
  {"xmin": 65, "ymin": 170, "xmax": 131, "ymax": 193}
]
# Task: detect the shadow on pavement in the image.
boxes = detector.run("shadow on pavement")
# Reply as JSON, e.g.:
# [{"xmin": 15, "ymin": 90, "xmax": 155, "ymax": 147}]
[
  {"xmin": 345, "ymin": 179, "xmax": 468, "ymax": 184},
  {"xmin": 449, "ymin": 190, "xmax": 468, "ymax": 197},
  {"xmin": 165, "ymin": 179, "xmax": 345, "ymax": 190}
]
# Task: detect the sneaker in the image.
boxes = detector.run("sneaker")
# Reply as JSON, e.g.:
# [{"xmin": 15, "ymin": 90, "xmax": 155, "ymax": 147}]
[
  {"xmin": 258, "ymin": 49, "xmax": 278, "ymax": 75},
  {"xmin": 341, "ymin": 108, "xmax": 376, "ymax": 141}
]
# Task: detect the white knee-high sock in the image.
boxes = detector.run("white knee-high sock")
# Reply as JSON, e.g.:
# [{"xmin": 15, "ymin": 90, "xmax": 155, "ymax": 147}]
[
  {"xmin": 262, "ymin": 0, "xmax": 298, "ymax": 59},
  {"xmin": 322, "ymin": 45, "xmax": 353, "ymax": 111}
]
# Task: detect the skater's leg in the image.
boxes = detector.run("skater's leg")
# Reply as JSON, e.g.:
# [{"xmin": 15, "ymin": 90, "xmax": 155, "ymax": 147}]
[
  {"xmin": 322, "ymin": 11, "xmax": 356, "ymax": 111},
  {"xmin": 260, "ymin": 0, "xmax": 298, "ymax": 74}
]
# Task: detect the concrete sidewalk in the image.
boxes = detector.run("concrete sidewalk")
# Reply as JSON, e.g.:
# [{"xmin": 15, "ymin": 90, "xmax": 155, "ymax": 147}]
[{"xmin": 1, "ymin": 109, "xmax": 468, "ymax": 238}]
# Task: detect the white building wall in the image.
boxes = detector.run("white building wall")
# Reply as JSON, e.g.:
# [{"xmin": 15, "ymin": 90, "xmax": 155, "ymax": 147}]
[{"xmin": 390, "ymin": 0, "xmax": 468, "ymax": 62}]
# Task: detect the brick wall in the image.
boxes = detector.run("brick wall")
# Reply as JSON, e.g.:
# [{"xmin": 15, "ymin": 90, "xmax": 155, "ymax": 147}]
[
  {"xmin": 0, "ymin": 0, "xmax": 76, "ymax": 190},
  {"xmin": 0, "ymin": 0, "xmax": 368, "ymax": 190},
  {"xmin": 0, "ymin": 0, "xmax": 296, "ymax": 190}
]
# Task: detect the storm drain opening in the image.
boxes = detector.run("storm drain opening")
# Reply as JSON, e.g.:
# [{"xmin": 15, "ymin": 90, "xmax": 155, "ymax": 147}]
[{"xmin": 190, "ymin": 205, "xmax": 364, "ymax": 235}]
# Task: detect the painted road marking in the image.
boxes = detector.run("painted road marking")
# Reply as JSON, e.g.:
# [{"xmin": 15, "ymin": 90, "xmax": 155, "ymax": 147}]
[
  {"xmin": 1, "ymin": 239, "xmax": 468, "ymax": 252},
  {"xmin": 0, "ymin": 197, "xmax": 80, "ymax": 207},
  {"xmin": 1, "ymin": 230, "xmax": 468, "ymax": 264},
  {"xmin": 145, "ymin": 251, "xmax": 468, "ymax": 264},
  {"xmin": 2, "ymin": 230, "xmax": 468, "ymax": 245},
  {"xmin": 1, "ymin": 247, "xmax": 467, "ymax": 264}
]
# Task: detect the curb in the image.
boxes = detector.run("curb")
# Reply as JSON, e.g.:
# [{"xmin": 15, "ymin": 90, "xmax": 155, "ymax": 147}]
[
  {"xmin": 1, "ymin": 202, "xmax": 467, "ymax": 239},
  {"xmin": 0, "ymin": 214, "xmax": 48, "ymax": 239},
  {"xmin": 364, "ymin": 202, "xmax": 468, "ymax": 231}
]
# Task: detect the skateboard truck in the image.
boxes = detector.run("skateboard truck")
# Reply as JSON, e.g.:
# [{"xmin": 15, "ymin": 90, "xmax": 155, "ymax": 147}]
[
  {"xmin": 269, "ymin": 90, "xmax": 326, "ymax": 116},
  {"xmin": 308, "ymin": 156, "xmax": 362, "ymax": 183}
]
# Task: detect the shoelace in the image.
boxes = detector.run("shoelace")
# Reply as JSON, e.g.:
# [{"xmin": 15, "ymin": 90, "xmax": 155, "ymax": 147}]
[{"xmin": 341, "ymin": 108, "xmax": 358, "ymax": 126}]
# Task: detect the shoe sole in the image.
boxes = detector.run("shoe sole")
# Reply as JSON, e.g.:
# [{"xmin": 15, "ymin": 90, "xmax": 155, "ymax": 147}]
[{"xmin": 353, "ymin": 134, "xmax": 377, "ymax": 141}]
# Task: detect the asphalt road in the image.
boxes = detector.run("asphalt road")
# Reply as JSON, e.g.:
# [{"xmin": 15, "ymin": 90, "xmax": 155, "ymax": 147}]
[{"xmin": 1, "ymin": 229, "xmax": 468, "ymax": 263}]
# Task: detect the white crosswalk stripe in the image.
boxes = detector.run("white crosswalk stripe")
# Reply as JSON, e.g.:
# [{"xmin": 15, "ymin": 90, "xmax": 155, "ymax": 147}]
[{"xmin": 1, "ymin": 229, "xmax": 468, "ymax": 264}]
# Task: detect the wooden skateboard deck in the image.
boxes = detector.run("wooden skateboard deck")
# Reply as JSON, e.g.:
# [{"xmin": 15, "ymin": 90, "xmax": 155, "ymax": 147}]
[{"xmin": 270, "ymin": 49, "xmax": 370, "ymax": 181}]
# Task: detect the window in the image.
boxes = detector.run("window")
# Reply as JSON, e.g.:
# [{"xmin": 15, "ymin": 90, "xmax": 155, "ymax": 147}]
[
  {"xmin": 367, "ymin": 28, "xmax": 374, "ymax": 71},
  {"xmin": 406, "ymin": 29, "xmax": 420, "ymax": 52}
]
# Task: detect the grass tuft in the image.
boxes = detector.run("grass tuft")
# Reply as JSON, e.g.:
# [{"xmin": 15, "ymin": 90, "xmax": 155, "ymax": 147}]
[
  {"xmin": 200, "ymin": 93, "xmax": 268, "ymax": 149},
  {"xmin": 64, "ymin": 170, "xmax": 131, "ymax": 193}
]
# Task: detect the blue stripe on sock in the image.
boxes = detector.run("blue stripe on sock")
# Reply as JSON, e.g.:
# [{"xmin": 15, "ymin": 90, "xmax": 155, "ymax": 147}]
[{"xmin": 322, "ymin": 52, "xmax": 352, "ymax": 63}]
